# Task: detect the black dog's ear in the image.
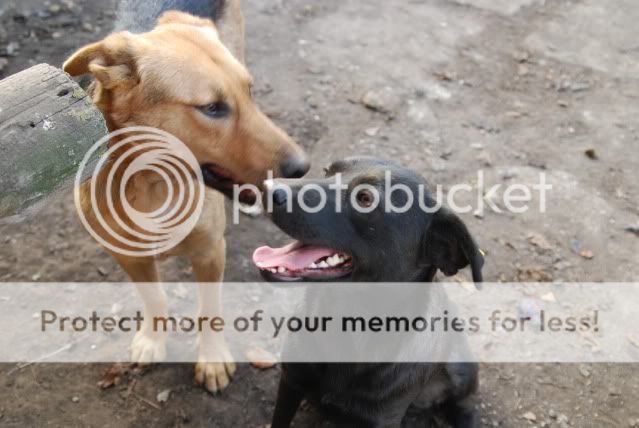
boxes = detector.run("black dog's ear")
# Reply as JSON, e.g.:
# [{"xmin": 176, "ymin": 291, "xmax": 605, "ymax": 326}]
[{"xmin": 422, "ymin": 208, "xmax": 484, "ymax": 289}]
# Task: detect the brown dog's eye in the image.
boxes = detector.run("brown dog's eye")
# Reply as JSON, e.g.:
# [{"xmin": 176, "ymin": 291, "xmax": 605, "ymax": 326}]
[
  {"xmin": 198, "ymin": 101, "xmax": 231, "ymax": 119},
  {"xmin": 356, "ymin": 189, "xmax": 375, "ymax": 208}
]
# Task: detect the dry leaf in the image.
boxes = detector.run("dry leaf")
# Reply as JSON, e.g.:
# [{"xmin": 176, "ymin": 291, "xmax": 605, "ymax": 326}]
[
  {"xmin": 528, "ymin": 232, "xmax": 552, "ymax": 251},
  {"xmin": 246, "ymin": 347, "xmax": 278, "ymax": 370},
  {"xmin": 580, "ymin": 250, "xmax": 595, "ymax": 260}
]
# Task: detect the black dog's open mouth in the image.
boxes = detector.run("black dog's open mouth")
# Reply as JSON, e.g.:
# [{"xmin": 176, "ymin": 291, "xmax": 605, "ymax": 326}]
[
  {"xmin": 201, "ymin": 164, "xmax": 258, "ymax": 205},
  {"xmin": 253, "ymin": 241, "xmax": 353, "ymax": 281}
]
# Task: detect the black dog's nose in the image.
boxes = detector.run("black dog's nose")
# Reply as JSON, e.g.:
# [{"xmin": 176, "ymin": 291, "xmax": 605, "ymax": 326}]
[
  {"xmin": 272, "ymin": 189, "xmax": 288, "ymax": 206},
  {"xmin": 281, "ymin": 156, "xmax": 310, "ymax": 179}
]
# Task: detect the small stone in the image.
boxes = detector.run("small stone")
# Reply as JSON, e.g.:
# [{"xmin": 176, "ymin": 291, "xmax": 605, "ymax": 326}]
[
  {"xmin": 406, "ymin": 100, "xmax": 436, "ymax": 125},
  {"xmin": 571, "ymin": 82, "xmax": 591, "ymax": 92},
  {"xmin": 548, "ymin": 409, "xmax": 557, "ymax": 419},
  {"xmin": 518, "ymin": 299, "xmax": 542, "ymax": 324},
  {"xmin": 361, "ymin": 87, "xmax": 400, "ymax": 114},
  {"xmin": 629, "ymin": 418, "xmax": 638, "ymax": 427},
  {"xmin": 415, "ymin": 81, "xmax": 452, "ymax": 101},
  {"xmin": 111, "ymin": 303, "xmax": 123, "ymax": 315},
  {"xmin": 0, "ymin": 58, "xmax": 8, "ymax": 71},
  {"xmin": 522, "ymin": 411, "xmax": 537, "ymax": 422},
  {"xmin": 365, "ymin": 127, "xmax": 380, "ymax": 137},
  {"xmin": 584, "ymin": 149, "xmax": 598, "ymax": 160},
  {"xmin": 97, "ymin": 267, "xmax": 109, "ymax": 277},
  {"xmin": 624, "ymin": 225, "xmax": 639, "ymax": 237},
  {"xmin": 578, "ymin": 364, "xmax": 591, "ymax": 378},
  {"xmin": 82, "ymin": 22, "xmax": 94, "ymax": 32},
  {"xmin": 71, "ymin": 396, "xmax": 80, "ymax": 403},
  {"xmin": 518, "ymin": 64, "xmax": 530, "ymax": 76},
  {"xmin": 156, "ymin": 389, "xmax": 171, "ymax": 403},
  {"xmin": 48, "ymin": 4, "xmax": 62, "ymax": 13},
  {"xmin": 541, "ymin": 292, "xmax": 556, "ymax": 302},
  {"xmin": 477, "ymin": 151, "xmax": 493, "ymax": 167},
  {"xmin": 501, "ymin": 169, "xmax": 519, "ymax": 180},
  {"xmin": 5, "ymin": 42, "xmax": 20, "ymax": 57},
  {"xmin": 513, "ymin": 50, "xmax": 531, "ymax": 63}
]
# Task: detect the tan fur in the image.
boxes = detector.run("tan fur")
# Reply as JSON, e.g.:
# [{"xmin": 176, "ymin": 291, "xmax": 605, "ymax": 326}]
[{"xmin": 64, "ymin": 3, "xmax": 303, "ymax": 393}]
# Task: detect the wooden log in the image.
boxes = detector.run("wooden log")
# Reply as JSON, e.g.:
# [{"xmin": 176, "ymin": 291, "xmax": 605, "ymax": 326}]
[{"xmin": 0, "ymin": 63, "xmax": 107, "ymax": 221}]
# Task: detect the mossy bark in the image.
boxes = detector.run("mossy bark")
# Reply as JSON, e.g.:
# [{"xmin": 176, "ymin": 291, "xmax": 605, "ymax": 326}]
[{"xmin": 0, "ymin": 64, "xmax": 107, "ymax": 220}]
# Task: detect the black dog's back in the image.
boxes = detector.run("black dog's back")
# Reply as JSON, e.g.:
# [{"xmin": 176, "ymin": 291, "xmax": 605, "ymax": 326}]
[{"xmin": 115, "ymin": 0, "xmax": 226, "ymax": 32}]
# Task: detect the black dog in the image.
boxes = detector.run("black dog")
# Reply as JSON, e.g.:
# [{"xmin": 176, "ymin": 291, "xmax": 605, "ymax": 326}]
[{"xmin": 253, "ymin": 158, "xmax": 484, "ymax": 427}]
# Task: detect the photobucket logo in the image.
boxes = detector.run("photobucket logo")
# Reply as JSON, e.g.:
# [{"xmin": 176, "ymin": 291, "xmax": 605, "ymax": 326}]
[
  {"xmin": 75, "ymin": 127, "xmax": 204, "ymax": 257},
  {"xmin": 233, "ymin": 170, "xmax": 552, "ymax": 223}
]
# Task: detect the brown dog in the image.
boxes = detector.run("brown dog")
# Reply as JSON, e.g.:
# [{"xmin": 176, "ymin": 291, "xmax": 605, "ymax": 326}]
[{"xmin": 64, "ymin": 2, "xmax": 308, "ymax": 393}]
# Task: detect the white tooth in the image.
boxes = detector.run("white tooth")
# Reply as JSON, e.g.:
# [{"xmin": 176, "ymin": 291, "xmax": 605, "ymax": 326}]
[
  {"xmin": 278, "ymin": 267, "xmax": 286, "ymax": 274},
  {"xmin": 327, "ymin": 256, "xmax": 338, "ymax": 267},
  {"xmin": 271, "ymin": 268, "xmax": 277, "ymax": 273},
  {"xmin": 318, "ymin": 261, "xmax": 329, "ymax": 269},
  {"xmin": 337, "ymin": 256, "xmax": 345, "ymax": 264},
  {"xmin": 309, "ymin": 263, "xmax": 318, "ymax": 269}
]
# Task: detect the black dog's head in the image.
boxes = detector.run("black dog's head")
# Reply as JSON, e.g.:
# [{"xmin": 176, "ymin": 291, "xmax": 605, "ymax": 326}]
[{"xmin": 253, "ymin": 157, "xmax": 484, "ymax": 285}]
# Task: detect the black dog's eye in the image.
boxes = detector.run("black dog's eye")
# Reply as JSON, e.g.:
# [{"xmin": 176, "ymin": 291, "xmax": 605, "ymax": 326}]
[
  {"xmin": 198, "ymin": 101, "xmax": 231, "ymax": 119},
  {"xmin": 356, "ymin": 189, "xmax": 375, "ymax": 208}
]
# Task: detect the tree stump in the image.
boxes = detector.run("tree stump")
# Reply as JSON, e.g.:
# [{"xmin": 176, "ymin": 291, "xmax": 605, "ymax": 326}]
[{"xmin": 0, "ymin": 63, "xmax": 107, "ymax": 221}]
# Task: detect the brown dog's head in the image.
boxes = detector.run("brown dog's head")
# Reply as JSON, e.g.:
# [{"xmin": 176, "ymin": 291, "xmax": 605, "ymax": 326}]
[{"xmin": 64, "ymin": 11, "xmax": 309, "ymax": 202}]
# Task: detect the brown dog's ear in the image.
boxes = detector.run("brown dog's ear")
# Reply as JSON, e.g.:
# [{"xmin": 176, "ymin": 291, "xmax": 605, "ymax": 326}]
[
  {"xmin": 158, "ymin": 8, "xmax": 245, "ymax": 65},
  {"xmin": 63, "ymin": 33, "xmax": 138, "ymax": 90},
  {"xmin": 423, "ymin": 208, "xmax": 484, "ymax": 288}
]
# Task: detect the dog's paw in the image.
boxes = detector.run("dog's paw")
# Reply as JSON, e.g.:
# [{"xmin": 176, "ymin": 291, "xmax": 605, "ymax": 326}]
[
  {"xmin": 131, "ymin": 332, "xmax": 167, "ymax": 364},
  {"xmin": 195, "ymin": 347, "xmax": 236, "ymax": 393}
]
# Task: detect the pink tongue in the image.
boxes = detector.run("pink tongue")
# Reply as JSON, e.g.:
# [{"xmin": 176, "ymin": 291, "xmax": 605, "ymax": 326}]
[{"xmin": 253, "ymin": 241, "xmax": 337, "ymax": 271}]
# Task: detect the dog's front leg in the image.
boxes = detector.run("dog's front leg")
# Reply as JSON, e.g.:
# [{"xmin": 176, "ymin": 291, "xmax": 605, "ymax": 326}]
[
  {"xmin": 192, "ymin": 238, "xmax": 236, "ymax": 393},
  {"xmin": 114, "ymin": 256, "xmax": 168, "ymax": 364},
  {"xmin": 271, "ymin": 376, "xmax": 304, "ymax": 428}
]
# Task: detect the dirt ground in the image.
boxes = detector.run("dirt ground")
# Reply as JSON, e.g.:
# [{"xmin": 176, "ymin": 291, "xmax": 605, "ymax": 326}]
[{"xmin": 1, "ymin": 0, "xmax": 639, "ymax": 426}]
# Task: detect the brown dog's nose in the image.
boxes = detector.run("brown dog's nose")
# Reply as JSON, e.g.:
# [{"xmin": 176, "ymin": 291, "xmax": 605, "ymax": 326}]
[{"xmin": 281, "ymin": 155, "xmax": 310, "ymax": 179}]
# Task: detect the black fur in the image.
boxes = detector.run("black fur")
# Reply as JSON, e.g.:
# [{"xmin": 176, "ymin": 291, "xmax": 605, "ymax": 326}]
[
  {"xmin": 265, "ymin": 158, "xmax": 483, "ymax": 428},
  {"xmin": 114, "ymin": 0, "xmax": 226, "ymax": 32}
]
